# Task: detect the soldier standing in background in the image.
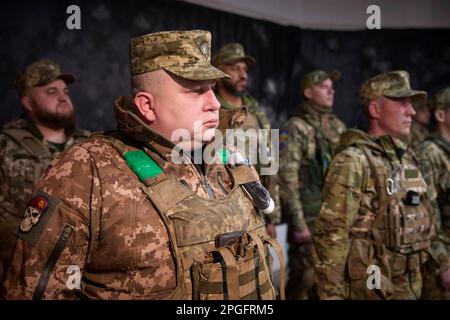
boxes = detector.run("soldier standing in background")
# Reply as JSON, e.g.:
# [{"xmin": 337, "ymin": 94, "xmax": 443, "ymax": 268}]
[
  {"xmin": 418, "ymin": 87, "xmax": 450, "ymax": 299},
  {"xmin": 213, "ymin": 43, "xmax": 281, "ymax": 238},
  {"xmin": 278, "ymin": 70, "xmax": 346, "ymax": 299},
  {"xmin": 407, "ymin": 99, "xmax": 431, "ymax": 150},
  {"xmin": 314, "ymin": 70, "xmax": 445, "ymax": 299},
  {"xmin": 1, "ymin": 30, "xmax": 284, "ymax": 300},
  {"xmin": 0, "ymin": 59, "xmax": 89, "ymax": 284}
]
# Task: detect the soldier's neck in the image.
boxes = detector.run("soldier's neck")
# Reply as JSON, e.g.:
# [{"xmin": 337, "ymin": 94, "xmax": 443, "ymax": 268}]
[
  {"xmin": 217, "ymin": 87, "xmax": 242, "ymax": 108},
  {"xmin": 437, "ymin": 124, "xmax": 450, "ymax": 143},
  {"xmin": 35, "ymin": 123, "xmax": 67, "ymax": 144}
]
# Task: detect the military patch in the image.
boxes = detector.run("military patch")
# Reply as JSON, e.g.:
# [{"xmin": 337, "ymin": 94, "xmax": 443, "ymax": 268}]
[
  {"xmin": 16, "ymin": 191, "xmax": 61, "ymax": 246},
  {"xmin": 280, "ymin": 129, "xmax": 289, "ymax": 149},
  {"xmin": 200, "ymin": 42, "xmax": 209, "ymax": 55},
  {"xmin": 19, "ymin": 195, "xmax": 48, "ymax": 233}
]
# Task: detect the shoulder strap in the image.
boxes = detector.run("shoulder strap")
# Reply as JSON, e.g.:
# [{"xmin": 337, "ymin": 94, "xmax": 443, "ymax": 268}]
[{"xmin": 1, "ymin": 128, "xmax": 50, "ymax": 157}]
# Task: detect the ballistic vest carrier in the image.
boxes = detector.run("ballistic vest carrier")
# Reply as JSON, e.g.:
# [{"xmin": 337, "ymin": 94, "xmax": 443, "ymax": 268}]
[
  {"xmin": 356, "ymin": 144, "xmax": 433, "ymax": 255},
  {"xmin": 104, "ymin": 134, "xmax": 285, "ymax": 300}
]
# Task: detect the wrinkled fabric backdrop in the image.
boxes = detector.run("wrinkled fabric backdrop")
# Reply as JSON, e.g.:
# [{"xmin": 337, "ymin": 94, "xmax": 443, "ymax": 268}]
[{"xmin": 1, "ymin": 0, "xmax": 449, "ymax": 131}]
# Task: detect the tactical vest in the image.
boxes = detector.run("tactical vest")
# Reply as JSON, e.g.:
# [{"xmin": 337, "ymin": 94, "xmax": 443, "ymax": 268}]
[
  {"xmin": 292, "ymin": 115, "xmax": 335, "ymax": 220},
  {"xmin": 355, "ymin": 145, "xmax": 433, "ymax": 256},
  {"xmin": 1, "ymin": 128, "xmax": 56, "ymax": 187},
  {"xmin": 104, "ymin": 134, "xmax": 285, "ymax": 300}
]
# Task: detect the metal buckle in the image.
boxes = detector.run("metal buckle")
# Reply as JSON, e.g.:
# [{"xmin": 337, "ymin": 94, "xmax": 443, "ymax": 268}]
[{"xmin": 386, "ymin": 178, "xmax": 395, "ymax": 195}]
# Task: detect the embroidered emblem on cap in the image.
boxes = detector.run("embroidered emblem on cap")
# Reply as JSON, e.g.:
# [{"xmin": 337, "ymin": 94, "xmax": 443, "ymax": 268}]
[
  {"xmin": 19, "ymin": 195, "xmax": 49, "ymax": 233},
  {"xmin": 200, "ymin": 42, "xmax": 209, "ymax": 55}
]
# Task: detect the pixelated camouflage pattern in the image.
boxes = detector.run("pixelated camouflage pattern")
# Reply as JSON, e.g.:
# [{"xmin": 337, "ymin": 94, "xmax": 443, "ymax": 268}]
[
  {"xmin": 417, "ymin": 134, "xmax": 450, "ymax": 299},
  {"xmin": 216, "ymin": 93, "xmax": 281, "ymax": 225},
  {"xmin": 130, "ymin": 30, "xmax": 230, "ymax": 80},
  {"xmin": 212, "ymin": 43, "xmax": 255, "ymax": 66},
  {"xmin": 0, "ymin": 117, "xmax": 89, "ymax": 284},
  {"xmin": 278, "ymin": 101, "xmax": 346, "ymax": 300},
  {"xmin": 313, "ymin": 129, "xmax": 432, "ymax": 299},
  {"xmin": 1, "ymin": 96, "xmax": 279, "ymax": 299},
  {"xmin": 14, "ymin": 59, "xmax": 75, "ymax": 96},
  {"xmin": 301, "ymin": 70, "xmax": 341, "ymax": 92},
  {"xmin": 360, "ymin": 70, "xmax": 427, "ymax": 106}
]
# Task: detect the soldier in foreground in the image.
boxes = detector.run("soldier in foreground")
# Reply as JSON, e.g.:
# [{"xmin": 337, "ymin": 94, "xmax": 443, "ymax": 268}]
[
  {"xmin": 212, "ymin": 43, "xmax": 281, "ymax": 238},
  {"xmin": 313, "ymin": 70, "xmax": 442, "ymax": 299},
  {"xmin": 0, "ymin": 59, "xmax": 89, "ymax": 284},
  {"xmin": 418, "ymin": 87, "xmax": 450, "ymax": 299},
  {"xmin": 1, "ymin": 30, "xmax": 284, "ymax": 300},
  {"xmin": 278, "ymin": 70, "xmax": 346, "ymax": 299}
]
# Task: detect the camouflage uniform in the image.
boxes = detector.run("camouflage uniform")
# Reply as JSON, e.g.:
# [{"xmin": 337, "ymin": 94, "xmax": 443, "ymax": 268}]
[
  {"xmin": 213, "ymin": 43, "xmax": 281, "ymax": 227},
  {"xmin": 314, "ymin": 71, "xmax": 433, "ymax": 300},
  {"xmin": 279, "ymin": 70, "xmax": 346, "ymax": 300},
  {"xmin": 407, "ymin": 121, "xmax": 430, "ymax": 151},
  {"xmin": 418, "ymin": 88, "xmax": 450, "ymax": 299},
  {"xmin": 1, "ymin": 30, "xmax": 285, "ymax": 300},
  {"xmin": 0, "ymin": 59, "xmax": 89, "ymax": 284}
]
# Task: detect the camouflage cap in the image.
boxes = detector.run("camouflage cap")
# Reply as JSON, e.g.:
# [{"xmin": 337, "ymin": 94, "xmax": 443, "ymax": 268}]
[
  {"xmin": 360, "ymin": 70, "xmax": 427, "ymax": 105},
  {"xmin": 301, "ymin": 70, "xmax": 341, "ymax": 92},
  {"xmin": 212, "ymin": 43, "xmax": 256, "ymax": 67},
  {"xmin": 15, "ymin": 59, "xmax": 75, "ymax": 96},
  {"xmin": 433, "ymin": 87, "xmax": 450, "ymax": 110},
  {"xmin": 129, "ymin": 30, "xmax": 230, "ymax": 81}
]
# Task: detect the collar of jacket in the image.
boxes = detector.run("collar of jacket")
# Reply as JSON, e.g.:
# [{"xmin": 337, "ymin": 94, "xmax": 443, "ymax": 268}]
[
  {"xmin": 334, "ymin": 128, "xmax": 407, "ymax": 163},
  {"xmin": 114, "ymin": 96, "xmax": 223, "ymax": 165}
]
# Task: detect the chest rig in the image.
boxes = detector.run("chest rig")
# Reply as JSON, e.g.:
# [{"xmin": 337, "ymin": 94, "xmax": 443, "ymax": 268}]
[
  {"xmin": 104, "ymin": 134, "xmax": 285, "ymax": 300},
  {"xmin": 358, "ymin": 145, "xmax": 433, "ymax": 255}
]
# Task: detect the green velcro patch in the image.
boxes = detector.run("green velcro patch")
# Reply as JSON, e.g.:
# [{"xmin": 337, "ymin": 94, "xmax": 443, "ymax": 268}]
[
  {"xmin": 124, "ymin": 150, "xmax": 163, "ymax": 181},
  {"xmin": 404, "ymin": 169, "xmax": 419, "ymax": 179},
  {"xmin": 220, "ymin": 149, "xmax": 229, "ymax": 165}
]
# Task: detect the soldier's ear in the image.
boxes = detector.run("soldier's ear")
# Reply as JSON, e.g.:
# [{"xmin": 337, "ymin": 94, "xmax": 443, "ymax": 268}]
[
  {"xmin": 21, "ymin": 95, "xmax": 33, "ymax": 113},
  {"xmin": 134, "ymin": 91, "xmax": 156, "ymax": 123},
  {"xmin": 367, "ymin": 100, "xmax": 381, "ymax": 120},
  {"xmin": 434, "ymin": 109, "xmax": 446, "ymax": 123},
  {"xmin": 304, "ymin": 88, "xmax": 312, "ymax": 99}
]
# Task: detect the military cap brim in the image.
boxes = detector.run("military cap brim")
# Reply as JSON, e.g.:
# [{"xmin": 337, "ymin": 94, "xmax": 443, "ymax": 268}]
[
  {"xmin": 383, "ymin": 88, "xmax": 427, "ymax": 102},
  {"xmin": 220, "ymin": 55, "xmax": 256, "ymax": 66},
  {"xmin": 164, "ymin": 64, "xmax": 230, "ymax": 81}
]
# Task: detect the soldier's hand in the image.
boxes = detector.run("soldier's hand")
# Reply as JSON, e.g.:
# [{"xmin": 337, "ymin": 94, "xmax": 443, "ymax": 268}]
[
  {"xmin": 439, "ymin": 268, "xmax": 450, "ymax": 289},
  {"xmin": 265, "ymin": 223, "xmax": 277, "ymax": 238},
  {"xmin": 292, "ymin": 227, "xmax": 312, "ymax": 244}
]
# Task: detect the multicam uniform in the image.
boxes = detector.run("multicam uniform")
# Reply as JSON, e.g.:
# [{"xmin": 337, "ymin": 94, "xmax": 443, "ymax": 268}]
[
  {"xmin": 0, "ymin": 116, "xmax": 89, "ymax": 283},
  {"xmin": 1, "ymin": 97, "xmax": 284, "ymax": 300},
  {"xmin": 278, "ymin": 101, "xmax": 346, "ymax": 299},
  {"xmin": 418, "ymin": 133, "xmax": 450, "ymax": 299},
  {"xmin": 407, "ymin": 121, "xmax": 430, "ymax": 151},
  {"xmin": 313, "ymin": 129, "xmax": 433, "ymax": 299}
]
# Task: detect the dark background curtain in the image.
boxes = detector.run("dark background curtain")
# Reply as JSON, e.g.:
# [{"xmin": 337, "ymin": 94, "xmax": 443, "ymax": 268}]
[{"xmin": 1, "ymin": 0, "xmax": 449, "ymax": 131}]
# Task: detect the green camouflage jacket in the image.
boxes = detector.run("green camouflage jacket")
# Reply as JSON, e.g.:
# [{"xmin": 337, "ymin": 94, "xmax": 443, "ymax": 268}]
[
  {"xmin": 418, "ymin": 133, "xmax": 450, "ymax": 272},
  {"xmin": 278, "ymin": 101, "xmax": 346, "ymax": 234},
  {"xmin": 0, "ymin": 116, "xmax": 89, "ymax": 283}
]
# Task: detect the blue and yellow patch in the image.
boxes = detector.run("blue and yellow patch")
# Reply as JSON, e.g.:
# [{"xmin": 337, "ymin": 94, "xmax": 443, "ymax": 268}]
[{"xmin": 280, "ymin": 129, "xmax": 289, "ymax": 149}]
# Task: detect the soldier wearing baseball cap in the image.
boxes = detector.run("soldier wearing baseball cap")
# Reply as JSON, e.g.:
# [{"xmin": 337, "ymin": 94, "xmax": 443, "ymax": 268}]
[
  {"xmin": 0, "ymin": 58, "xmax": 89, "ymax": 284},
  {"xmin": 313, "ymin": 70, "xmax": 438, "ymax": 300},
  {"xmin": 279, "ymin": 68, "xmax": 346, "ymax": 299},
  {"xmin": 417, "ymin": 86, "xmax": 450, "ymax": 299},
  {"xmin": 2, "ymin": 30, "xmax": 284, "ymax": 300},
  {"xmin": 212, "ymin": 42, "xmax": 281, "ymax": 241}
]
